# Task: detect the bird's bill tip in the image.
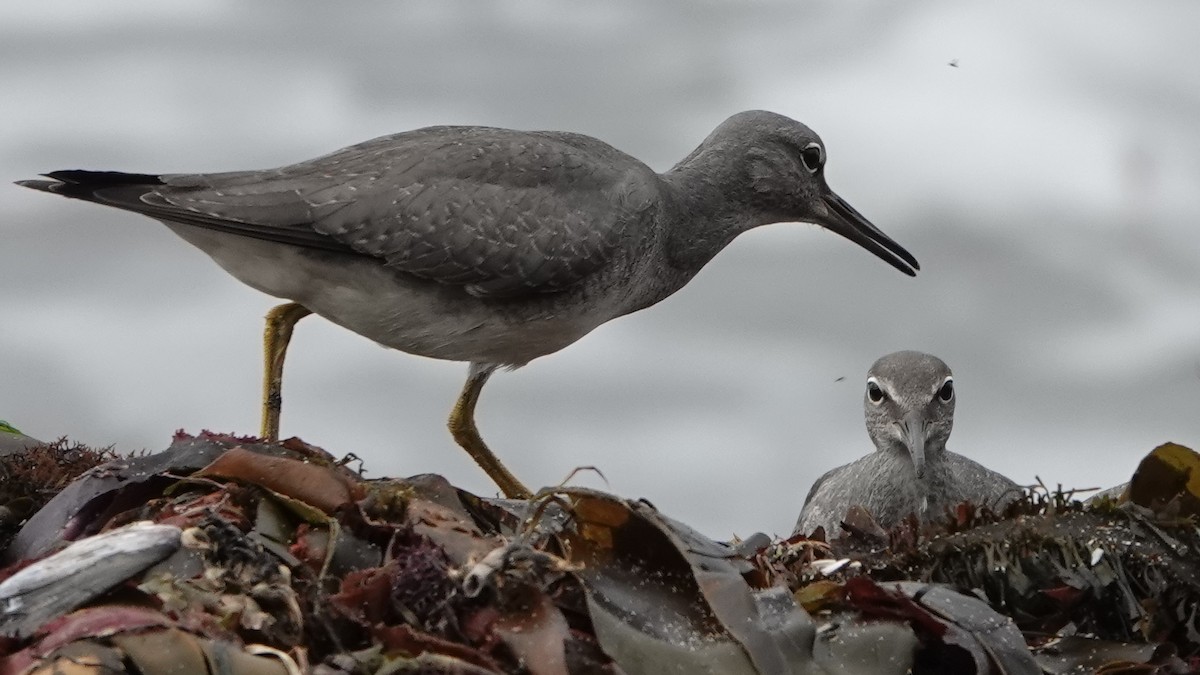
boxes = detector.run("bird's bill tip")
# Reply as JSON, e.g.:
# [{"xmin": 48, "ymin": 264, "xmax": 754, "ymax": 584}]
[{"xmin": 821, "ymin": 191, "xmax": 919, "ymax": 276}]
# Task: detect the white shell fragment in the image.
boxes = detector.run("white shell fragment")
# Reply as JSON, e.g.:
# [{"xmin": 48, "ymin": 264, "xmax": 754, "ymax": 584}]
[{"xmin": 808, "ymin": 558, "xmax": 851, "ymax": 576}]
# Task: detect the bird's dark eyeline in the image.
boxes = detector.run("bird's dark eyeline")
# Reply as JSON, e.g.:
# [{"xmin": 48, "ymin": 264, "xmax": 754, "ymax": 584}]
[
  {"xmin": 794, "ymin": 351, "xmax": 1020, "ymax": 537},
  {"xmin": 19, "ymin": 110, "xmax": 919, "ymax": 499}
]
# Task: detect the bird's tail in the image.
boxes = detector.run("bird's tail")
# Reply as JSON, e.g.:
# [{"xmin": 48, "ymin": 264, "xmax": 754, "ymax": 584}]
[{"xmin": 17, "ymin": 170, "xmax": 164, "ymax": 203}]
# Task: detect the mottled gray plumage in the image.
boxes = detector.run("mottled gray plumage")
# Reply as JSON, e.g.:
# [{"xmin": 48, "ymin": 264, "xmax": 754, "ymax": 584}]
[
  {"xmin": 794, "ymin": 351, "xmax": 1020, "ymax": 536},
  {"xmin": 19, "ymin": 110, "xmax": 918, "ymax": 496}
]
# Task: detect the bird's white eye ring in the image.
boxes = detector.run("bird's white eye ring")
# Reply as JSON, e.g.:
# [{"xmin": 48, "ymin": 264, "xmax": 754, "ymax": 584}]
[
  {"xmin": 937, "ymin": 378, "xmax": 954, "ymax": 403},
  {"xmin": 866, "ymin": 377, "xmax": 886, "ymax": 404},
  {"xmin": 800, "ymin": 142, "xmax": 824, "ymax": 174}
]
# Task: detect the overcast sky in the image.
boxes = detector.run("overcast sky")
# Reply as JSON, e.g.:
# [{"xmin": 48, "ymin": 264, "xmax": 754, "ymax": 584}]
[{"xmin": 3, "ymin": 0, "xmax": 1198, "ymax": 537}]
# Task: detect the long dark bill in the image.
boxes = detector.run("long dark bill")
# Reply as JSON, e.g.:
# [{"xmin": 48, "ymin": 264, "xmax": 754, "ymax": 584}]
[
  {"xmin": 900, "ymin": 411, "xmax": 928, "ymax": 478},
  {"xmin": 822, "ymin": 190, "xmax": 919, "ymax": 276}
]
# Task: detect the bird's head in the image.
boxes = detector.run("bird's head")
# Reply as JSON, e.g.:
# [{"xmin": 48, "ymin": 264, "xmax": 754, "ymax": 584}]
[
  {"xmin": 862, "ymin": 350, "xmax": 956, "ymax": 478},
  {"xmin": 702, "ymin": 110, "xmax": 919, "ymax": 276}
]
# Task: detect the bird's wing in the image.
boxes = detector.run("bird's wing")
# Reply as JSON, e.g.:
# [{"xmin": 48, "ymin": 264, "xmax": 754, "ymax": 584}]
[
  {"xmin": 23, "ymin": 126, "xmax": 660, "ymax": 298},
  {"xmin": 944, "ymin": 452, "xmax": 1022, "ymax": 507},
  {"xmin": 793, "ymin": 465, "xmax": 846, "ymax": 535}
]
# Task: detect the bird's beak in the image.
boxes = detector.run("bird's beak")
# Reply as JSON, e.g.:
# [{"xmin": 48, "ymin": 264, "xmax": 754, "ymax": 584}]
[
  {"xmin": 820, "ymin": 190, "xmax": 919, "ymax": 276},
  {"xmin": 899, "ymin": 412, "xmax": 928, "ymax": 478}
]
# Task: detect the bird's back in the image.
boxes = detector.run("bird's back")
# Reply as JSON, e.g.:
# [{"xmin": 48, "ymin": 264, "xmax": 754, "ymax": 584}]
[
  {"xmin": 18, "ymin": 125, "xmax": 675, "ymax": 364},
  {"xmin": 20, "ymin": 124, "xmax": 663, "ymax": 300}
]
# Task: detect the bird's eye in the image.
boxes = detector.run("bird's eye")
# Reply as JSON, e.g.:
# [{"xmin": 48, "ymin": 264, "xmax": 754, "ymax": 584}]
[
  {"xmin": 938, "ymin": 379, "xmax": 954, "ymax": 403},
  {"xmin": 866, "ymin": 378, "xmax": 886, "ymax": 404},
  {"xmin": 800, "ymin": 142, "xmax": 824, "ymax": 174}
]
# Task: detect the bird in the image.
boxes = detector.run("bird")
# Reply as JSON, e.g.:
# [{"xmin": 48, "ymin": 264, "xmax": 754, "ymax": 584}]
[
  {"xmin": 794, "ymin": 351, "xmax": 1019, "ymax": 536},
  {"xmin": 18, "ymin": 110, "xmax": 919, "ymax": 499}
]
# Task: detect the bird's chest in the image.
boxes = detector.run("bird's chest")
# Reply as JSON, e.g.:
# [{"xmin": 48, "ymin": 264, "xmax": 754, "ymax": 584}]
[
  {"xmin": 910, "ymin": 467, "xmax": 959, "ymax": 519},
  {"xmin": 869, "ymin": 457, "xmax": 955, "ymax": 521}
]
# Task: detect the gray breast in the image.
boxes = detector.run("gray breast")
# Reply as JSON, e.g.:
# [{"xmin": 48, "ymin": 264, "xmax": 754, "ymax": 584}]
[{"xmin": 794, "ymin": 449, "xmax": 1020, "ymax": 536}]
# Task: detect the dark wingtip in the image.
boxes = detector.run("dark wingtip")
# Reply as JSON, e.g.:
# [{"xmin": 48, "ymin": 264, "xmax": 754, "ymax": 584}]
[
  {"xmin": 44, "ymin": 170, "xmax": 164, "ymax": 186},
  {"xmin": 15, "ymin": 178, "xmax": 62, "ymax": 193},
  {"xmin": 17, "ymin": 170, "xmax": 164, "ymax": 200}
]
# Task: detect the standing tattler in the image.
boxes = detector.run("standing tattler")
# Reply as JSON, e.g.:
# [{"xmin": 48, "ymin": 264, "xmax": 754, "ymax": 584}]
[
  {"xmin": 794, "ymin": 351, "xmax": 1021, "ymax": 536},
  {"xmin": 19, "ymin": 110, "xmax": 918, "ymax": 498}
]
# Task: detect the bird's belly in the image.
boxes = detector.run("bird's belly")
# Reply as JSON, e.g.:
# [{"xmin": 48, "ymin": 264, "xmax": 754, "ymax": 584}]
[
  {"xmin": 311, "ymin": 280, "xmax": 597, "ymax": 366},
  {"xmin": 164, "ymin": 223, "xmax": 598, "ymax": 366}
]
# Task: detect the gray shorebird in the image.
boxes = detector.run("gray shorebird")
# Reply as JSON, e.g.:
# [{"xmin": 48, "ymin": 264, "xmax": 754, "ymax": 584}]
[
  {"xmin": 19, "ymin": 110, "xmax": 918, "ymax": 498},
  {"xmin": 794, "ymin": 351, "xmax": 1019, "ymax": 536}
]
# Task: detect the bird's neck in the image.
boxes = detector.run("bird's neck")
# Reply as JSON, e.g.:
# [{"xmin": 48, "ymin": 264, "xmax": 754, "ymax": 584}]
[{"xmin": 658, "ymin": 145, "xmax": 769, "ymax": 273}]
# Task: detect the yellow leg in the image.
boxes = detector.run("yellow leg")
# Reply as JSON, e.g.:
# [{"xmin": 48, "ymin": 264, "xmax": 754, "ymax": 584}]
[
  {"xmin": 261, "ymin": 302, "xmax": 313, "ymax": 441},
  {"xmin": 448, "ymin": 363, "xmax": 532, "ymax": 499}
]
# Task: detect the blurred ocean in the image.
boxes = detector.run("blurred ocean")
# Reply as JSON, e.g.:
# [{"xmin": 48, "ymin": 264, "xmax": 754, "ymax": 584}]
[{"xmin": 2, "ymin": 0, "xmax": 1198, "ymax": 537}]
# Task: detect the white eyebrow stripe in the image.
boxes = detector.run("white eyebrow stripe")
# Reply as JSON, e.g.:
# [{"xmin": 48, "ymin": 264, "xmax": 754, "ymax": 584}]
[
  {"xmin": 866, "ymin": 376, "xmax": 900, "ymax": 401},
  {"xmin": 932, "ymin": 375, "xmax": 954, "ymax": 397}
]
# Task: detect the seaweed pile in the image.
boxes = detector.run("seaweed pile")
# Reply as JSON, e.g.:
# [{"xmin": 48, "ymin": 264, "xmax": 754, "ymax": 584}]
[{"xmin": 0, "ymin": 433, "xmax": 1197, "ymax": 674}]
